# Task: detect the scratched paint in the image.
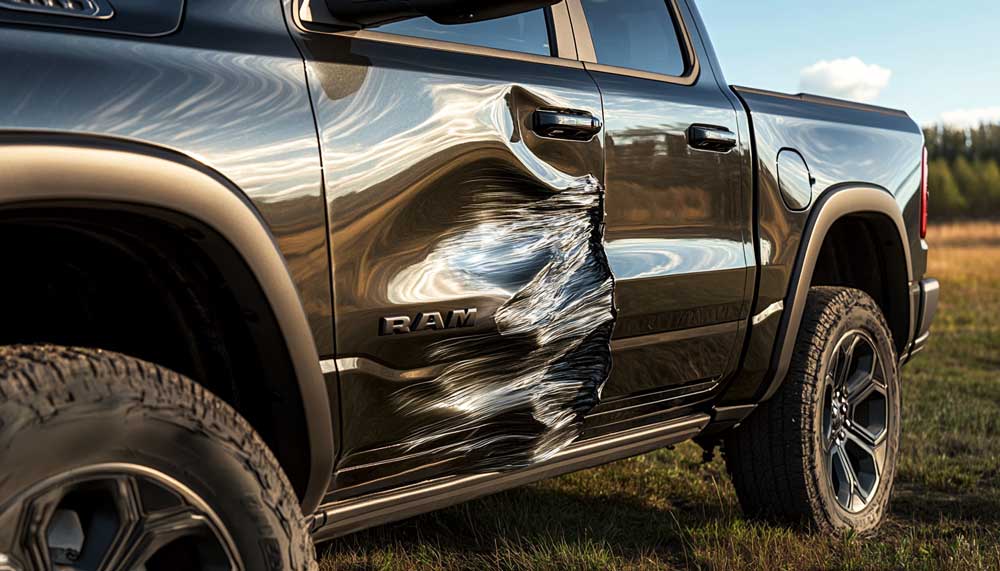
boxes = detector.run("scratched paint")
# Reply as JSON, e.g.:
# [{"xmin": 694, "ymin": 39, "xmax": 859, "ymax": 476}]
[{"xmin": 390, "ymin": 171, "xmax": 616, "ymax": 470}]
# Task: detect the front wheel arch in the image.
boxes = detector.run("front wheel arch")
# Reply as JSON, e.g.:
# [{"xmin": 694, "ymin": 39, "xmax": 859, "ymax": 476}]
[{"xmin": 0, "ymin": 133, "xmax": 334, "ymax": 514}]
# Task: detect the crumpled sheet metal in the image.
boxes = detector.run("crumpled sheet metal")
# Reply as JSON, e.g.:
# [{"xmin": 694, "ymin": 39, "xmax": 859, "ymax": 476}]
[{"xmin": 390, "ymin": 172, "xmax": 616, "ymax": 471}]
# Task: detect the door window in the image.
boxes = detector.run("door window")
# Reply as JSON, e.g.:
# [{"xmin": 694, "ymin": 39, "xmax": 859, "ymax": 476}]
[
  {"xmin": 580, "ymin": 0, "xmax": 687, "ymax": 76},
  {"xmin": 376, "ymin": 9, "xmax": 552, "ymax": 56}
]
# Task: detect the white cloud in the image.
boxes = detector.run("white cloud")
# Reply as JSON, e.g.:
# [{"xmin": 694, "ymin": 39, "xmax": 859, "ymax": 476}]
[
  {"xmin": 799, "ymin": 57, "xmax": 892, "ymax": 103},
  {"xmin": 932, "ymin": 107, "xmax": 1000, "ymax": 129}
]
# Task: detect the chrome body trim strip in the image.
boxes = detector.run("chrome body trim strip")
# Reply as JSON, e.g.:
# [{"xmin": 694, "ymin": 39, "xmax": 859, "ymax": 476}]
[{"xmin": 752, "ymin": 300, "xmax": 784, "ymax": 326}]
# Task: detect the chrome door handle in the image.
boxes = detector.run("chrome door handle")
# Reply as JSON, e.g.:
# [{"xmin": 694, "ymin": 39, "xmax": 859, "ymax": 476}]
[
  {"xmin": 532, "ymin": 108, "xmax": 602, "ymax": 141},
  {"xmin": 688, "ymin": 125, "xmax": 737, "ymax": 152}
]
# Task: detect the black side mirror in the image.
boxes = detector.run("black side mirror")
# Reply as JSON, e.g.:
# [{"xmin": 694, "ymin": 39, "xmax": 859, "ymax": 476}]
[{"xmin": 323, "ymin": 0, "xmax": 558, "ymax": 28}]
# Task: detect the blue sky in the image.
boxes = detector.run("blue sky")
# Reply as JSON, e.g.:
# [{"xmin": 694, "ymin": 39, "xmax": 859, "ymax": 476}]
[{"xmin": 696, "ymin": 0, "xmax": 1000, "ymax": 126}]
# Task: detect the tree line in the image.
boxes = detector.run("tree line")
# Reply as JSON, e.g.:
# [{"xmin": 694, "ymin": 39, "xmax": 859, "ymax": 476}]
[{"xmin": 924, "ymin": 123, "xmax": 1000, "ymax": 219}]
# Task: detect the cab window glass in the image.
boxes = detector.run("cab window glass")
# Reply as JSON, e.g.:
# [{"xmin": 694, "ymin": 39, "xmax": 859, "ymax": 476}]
[
  {"xmin": 581, "ymin": 0, "xmax": 687, "ymax": 76},
  {"xmin": 377, "ymin": 10, "xmax": 552, "ymax": 56}
]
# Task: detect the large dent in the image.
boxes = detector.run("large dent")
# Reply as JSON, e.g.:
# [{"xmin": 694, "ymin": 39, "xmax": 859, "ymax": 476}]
[
  {"xmin": 391, "ymin": 172, "xmax": 615, "ymax": 469},
  {"xmin": 305, "ymin": 44, "xmax": 613, "ymax": 478}
]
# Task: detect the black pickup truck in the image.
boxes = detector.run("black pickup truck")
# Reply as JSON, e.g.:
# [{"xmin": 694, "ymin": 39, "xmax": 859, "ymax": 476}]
[{"xmin": 0, "ymin": 0, "xmax": 939, "ymax": 568}]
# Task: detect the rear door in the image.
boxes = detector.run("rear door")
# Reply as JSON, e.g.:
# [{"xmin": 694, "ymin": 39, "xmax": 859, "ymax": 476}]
[
  {"xmin": 291, "ymin": 2, "xmax": 614, "ymax": 499},
  {"xmin": 567, "ymin": 0, "xmax": 752, "ymax": 429}
]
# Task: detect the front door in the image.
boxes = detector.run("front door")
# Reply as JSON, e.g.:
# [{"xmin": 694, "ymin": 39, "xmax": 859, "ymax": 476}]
[
  {"xmin": 568, "ymin": 0, "xmax": 752, "ymax": 427},
  {"xmin": 292, "ymin": 2, "xmax": 613, "ymax": 499}
]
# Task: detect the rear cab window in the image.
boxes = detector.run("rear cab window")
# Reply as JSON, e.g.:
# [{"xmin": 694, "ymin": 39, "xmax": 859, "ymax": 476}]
[{"xmin": 580, "ymin": 0, "xmax": 687, "ymax": 76}]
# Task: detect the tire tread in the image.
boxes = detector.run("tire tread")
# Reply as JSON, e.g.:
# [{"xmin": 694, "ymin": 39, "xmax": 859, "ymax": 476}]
[
  {"xmin": 0, "ymin": 345, "xmax": 317, "ymax": 570},
  {"xmin": 723, "ymin": 287, "xmax": 897, "ymax": 532}
]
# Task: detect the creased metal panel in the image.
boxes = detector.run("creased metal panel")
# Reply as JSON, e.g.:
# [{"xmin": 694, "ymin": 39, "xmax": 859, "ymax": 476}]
[
  {"xmin": 300, "ymin": 34, "xmax": 612, "ymax": 483},
  {"xmin": 391, "ymin": 173, "xmax": 615, "ymax": 469}
]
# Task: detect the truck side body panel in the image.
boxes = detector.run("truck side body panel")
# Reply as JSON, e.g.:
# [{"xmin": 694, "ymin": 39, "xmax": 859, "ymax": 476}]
[
  {"xmin": 573, "ymin": 0, "xmax": 754, "ymax": 438},
  {"xmin": 0, "ymin": 0, "xmax": 335, "ymax": 355},
  {"xmin": 0, "ymin": 0, "xmax": 935, "ymax": 535},
  {"xmin": 292, "ymin": 20, "xmax": 616, "ymax": 500},
  {"xmin": 721, "ymin": 88, "xmax": 925, "ymax": 404}
]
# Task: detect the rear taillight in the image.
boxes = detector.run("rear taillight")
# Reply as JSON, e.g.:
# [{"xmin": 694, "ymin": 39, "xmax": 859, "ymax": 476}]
[{"xmin": 920, "ymin": 146, "xmax": 928, "ymax": 239}]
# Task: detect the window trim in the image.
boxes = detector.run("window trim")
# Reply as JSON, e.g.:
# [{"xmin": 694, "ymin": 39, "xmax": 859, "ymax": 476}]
[
  {"xmin": 294, "ymin": 0, "xmax": 581, "ymax": 69},
  {"xmin": 566, "ymin": 0, "xmax": 701, "ymax": 86}
]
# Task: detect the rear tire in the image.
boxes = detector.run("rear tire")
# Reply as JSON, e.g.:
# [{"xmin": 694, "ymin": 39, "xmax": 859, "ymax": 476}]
[
  {"xmin": 0, "ymin": 345, "xmax": 317, "ymax": 570},
  {"xmin": 724, "ymin": 287, "xmax": 901, "ymax": 533}
]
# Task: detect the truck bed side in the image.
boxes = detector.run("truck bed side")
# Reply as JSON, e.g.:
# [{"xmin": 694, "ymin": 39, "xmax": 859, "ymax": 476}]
[{"xmin": 721, "ymin": 87, "xmax": 926, "ymax": 404}]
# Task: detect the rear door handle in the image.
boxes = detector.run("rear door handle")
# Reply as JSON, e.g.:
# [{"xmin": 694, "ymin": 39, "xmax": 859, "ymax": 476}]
[
  {"xmin": 532, "ymin": 108, "xmax": 602, "ymax": 141},
  {"xmin": 688, "ymin": 125, "xmax": 737, "ymax": 152}
]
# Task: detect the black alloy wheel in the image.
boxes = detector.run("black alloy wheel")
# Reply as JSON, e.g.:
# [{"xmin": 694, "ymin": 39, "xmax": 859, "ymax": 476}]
[
  {"xmin": 5, "ymin": 464, "xmax": 240, "ymax": 571},
  {"xmin": 724, "ymin": 287, "xmax": 901, "ymax": 533},
  {"xmin": 821, "ymin": 330, "xmax": 890, "ymax": 513}
]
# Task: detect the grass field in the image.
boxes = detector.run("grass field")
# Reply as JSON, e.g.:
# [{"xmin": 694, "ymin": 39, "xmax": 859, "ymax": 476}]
[{"xmin": 319, "ymin": 222, "xmax": 1000, "ymax": 571}]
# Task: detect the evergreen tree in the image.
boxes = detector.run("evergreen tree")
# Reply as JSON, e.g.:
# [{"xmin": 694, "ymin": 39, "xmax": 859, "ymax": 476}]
[
  {"xmin": 976, "ymin": 159, "xmax": 1000, "ymax": 217},
  {"xmin": 927, "ymin": 159, "xmax": 966, "ymax": 218},
  {"xmin": 951, "ymin": 156, "xmax": 982, "ymax": 211},
  {"xmin": 922, "ymin": 123, "xmax": 1000, "ymax": 218},
  {"xmin": 970, "ymin": 125, "xmax": 1000, "ymax": 162}
]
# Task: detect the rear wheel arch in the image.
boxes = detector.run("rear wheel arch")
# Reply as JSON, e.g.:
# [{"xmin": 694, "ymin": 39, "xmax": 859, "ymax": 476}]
[
  {"xmin": 810, "ymin": 212, "xmax": 911, "ymax": 356},
  {"xmin": 0, "ymin": 134, "xmax": 333, "ymax": 514},
  {"xmin": 761, "ymin": 184, "xmax": 913, "ymax": 401}
]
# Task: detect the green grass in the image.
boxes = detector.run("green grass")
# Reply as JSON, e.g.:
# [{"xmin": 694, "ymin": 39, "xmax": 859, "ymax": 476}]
[{"xmin": 318, "ymin": 222, "xmax": 1000, "ymax": 570}]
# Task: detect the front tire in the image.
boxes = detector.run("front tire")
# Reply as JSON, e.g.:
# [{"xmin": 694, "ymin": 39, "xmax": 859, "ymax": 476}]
[
  {"xmin": 724, "ymin": 287, "xmax": 901, "ymax": 533},
  {"xmin": 0, "ymin": 345, "xmax": 317, "ymax": 570}
]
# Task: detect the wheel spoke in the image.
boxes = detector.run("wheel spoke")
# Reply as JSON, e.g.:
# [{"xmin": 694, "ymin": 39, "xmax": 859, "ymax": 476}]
[
  {"xmin": 100, "ymin": 475, "xmax": 215, "ymax": 570},
  {"xmin": 9, "ymin": 487, "xmax": 64, "ymax": 571},
  {"xmin": 831, "ymin": 347, "xmax": 847, "ymax": 389},
  {"xmin": 822, "ymin": 381, "xmax": 835, "ymax": 448},
  {"xmin": 846, "ymin": 424, "xmax": 877, "ymax": 454},
  {"xmin": 844, "ymin": 336, "xmax": 888, "ymax": 449},
  {"xmin": 834, "ymin": 334, "xmax": 859, "ymax": 389},
  {"xmin": 847, "ymin": 424, "xmax": 887, "ymax": 477},
  {"xmin": 844, "ymin": 369, "xmax": 875, "ymax": 402},
  {"xmin": 123, "ymin": 507, "xmax": 213, "ymax": 569},
  {"xmin": 96, "ymin": 476, "xmax": 145, "ymax": 571},
  {"xmin": 846, "ymin": 427, "xmax": 883, "ymax": 501},
  {"xmin": 830, "ymin": 443, "xmax": 858, "ymax": 510},
  {"xmin": 852, "ymin": 482, "xmax": 869, "ymax": 510}
]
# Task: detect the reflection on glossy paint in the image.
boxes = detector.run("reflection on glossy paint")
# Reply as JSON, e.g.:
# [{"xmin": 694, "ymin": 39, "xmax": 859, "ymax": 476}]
[
  {"xmin": 587, "ymin": 65, "xmax": 750, "ymax": 399},
  {"xmin": 606, "ymin": 238, "xmax": 745, "ymax": 280},
  {"xmin": 759, "ymin": 238, "xmax": 773, "ymax": 266},
  {"xmin": 318, "ymin": 80, "xmax": 580, "ymax": 200},
  {"xmin": 0, "ymin": 1, "xmax": 334, "ymax": 351},
  {"xmin": 303, "ymin": 37, "xmax": 613, "ymax": 474},
  {"xmin": 391, "ymin": 174, "xmax": 614, "ymax": 469},
  {"xmin": 721, "ymin": 88, "xmax": 924, "ymax": 404}
]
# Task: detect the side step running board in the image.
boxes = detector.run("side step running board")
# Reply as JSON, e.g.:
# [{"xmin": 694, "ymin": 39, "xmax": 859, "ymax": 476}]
[{"xmin": 310, "ymin": 413, "xmax": 710, "ymax": 539}]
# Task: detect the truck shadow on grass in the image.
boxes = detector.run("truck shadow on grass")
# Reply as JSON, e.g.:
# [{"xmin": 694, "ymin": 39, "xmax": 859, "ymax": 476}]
[
  {"xmin": 892, "ymin": 485, "xmax": 1000, "ymax": 526},
  {"xmin": 322, "ymin": 484, "xmax": 705, "ymax": 565},
  {"xmin": 319, "ymin": 464, "xmax": 1000, "ymax": 568}
]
